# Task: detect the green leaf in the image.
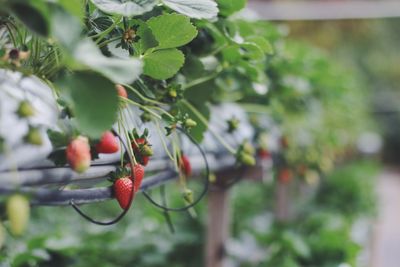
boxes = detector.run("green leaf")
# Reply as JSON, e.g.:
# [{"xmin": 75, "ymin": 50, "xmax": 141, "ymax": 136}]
[
  {"xmin": 216, "ymin": 0, "xmax": 247, "ymax": 17},
  {"xmin": 10, "ymin": 2, "xmax": 49, "ymax": 37},
  {"xmin": 57, "ymin": 72, "xmax": 119, "ymax": 138},
  {"xmin": 143, "ymin": 48, "xmax": 185, "ymax": 79},
  {"xmin": 58, "ymin": 0, "xmax": 85, "ymax": 20},
  {"xmin": 90, "ymin": 0, "xmax": 158, "ymax": 16},
  {"xmin": 50, "ymin": 5, "xmax": 82, "ymax": 51},
  {"xmin": 132, "ymin": 19, "xmax": 158, "ymax": 54},
  {"xmin": 73, "ymin": 40, "xmax": 143, "ymax": 84},
  {"xmin": 240, "ymin": 42, "xmax": 265, "ymax": 61},
  {"xmin": 147, "ymin": 13, "xmax": 198, "ymax": 49},
  {"xmin": 246, "ymin": 36, "xmax": 273, "ymax": 55},
  {"xmin": 162, "ymin": 0, "xmax": 218, "ymax": 19},
  {"xmin": 47, "ymin": 130, "xmax": 69, "ymax": 148}
]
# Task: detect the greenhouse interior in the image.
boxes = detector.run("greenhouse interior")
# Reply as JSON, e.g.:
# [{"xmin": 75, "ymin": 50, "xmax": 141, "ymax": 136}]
[{"xmin": 1, "ymin": 0, "xmax": 400, "ymax": 266}]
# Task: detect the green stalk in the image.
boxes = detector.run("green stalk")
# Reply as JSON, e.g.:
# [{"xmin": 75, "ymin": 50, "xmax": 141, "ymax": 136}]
[
  {"xmin": 181, "ymin": 99, "xmax": 236, "ymax": 155},
  {"xmin": 94, "ymin": 16, "xmax": 123, "ymax": 44}
]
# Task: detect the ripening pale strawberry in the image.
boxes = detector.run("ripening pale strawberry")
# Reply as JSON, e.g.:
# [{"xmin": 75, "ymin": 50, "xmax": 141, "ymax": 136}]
[
  {"xmin": 180, "ymin": 155, "xmax": 192, "ymax": 177},
  {"xmin": 66, "ymin": 136, "xmax": 91, "ymax": 173},
  {"xmin": 114, "ymin": 177, "xmax": 134, "ymax": 210},
  {"xmin": 96, "ymin": 131, "xmax": 119, "ymax": 154},
  {"xmin": 6, "ymin": 194, "xmax": 30, "ymax": 236},
  {"xmin": 115, "ymin": 84, "xmax": 128, "ymax": 99}
]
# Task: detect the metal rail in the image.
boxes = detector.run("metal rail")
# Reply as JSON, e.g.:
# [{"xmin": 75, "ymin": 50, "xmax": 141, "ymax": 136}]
[{"xmin": 248, "ymin": 0, "xmax": 400, "ymax": 21}]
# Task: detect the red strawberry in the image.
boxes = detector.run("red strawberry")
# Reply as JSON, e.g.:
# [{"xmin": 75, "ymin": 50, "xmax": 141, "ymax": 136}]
[
  {"xmin": 115, "ymin": 84, "xmax": 128, "ymax": 98},
  {"xmin": 278, "ymin": 168, "xmax": 292, "ymax": 184},
  {"xmin": 257, "ymin": 148, "xmax": 271, "ymax": 159},
  {"xmin": 114, "ymin": 177, "xmax": 134, "ymax": 210},
  {"xmin": 180, "ymin": 155, "xmax": 192, "ymax": 177},
  {"xmin": 96, "ymin": 131, "xmax": 119, "ymax": 154},
  {"xmin": 66, "ymin": 136, "xmax": 91, "ymax": 173},
  {"xmin": 132, "ymin": 164, "xmax": 145, "ymax": 192}
]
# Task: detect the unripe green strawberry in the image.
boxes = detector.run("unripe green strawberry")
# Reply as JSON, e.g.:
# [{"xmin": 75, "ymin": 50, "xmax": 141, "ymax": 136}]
[
  {"xmin": 184, "ymin": 118, "xmax": 197, "ymax": 128},
  {"xmin": 168, "ymin": 88, "xmax": 177, "ymax": 98},
  {"xmin": 242, "ymin": 141, "xmax": 255, "ymax": 155},
  {"xmin": 238, "ymin": 151, "xmax": 256, "ymax": 166},
  {"xmin": 66, "ymin": 136, "xmax": 91, "ymax": 173},
  {"xmin": 25, "ymin": 127, "xmax": 42, "ymax": 145},
  {"xmin": 182, "ymin": 188, "xmax": 193, "ymax": 203},
  {"xmin": 7, "ymin": 194, "xmax": 30, "ymax": 236},
  {"xmin": 140, "ymin": 144, "xmax": 153, "ymax": 157},
  {"xmin": 17, "ymin": 100, "xmax": 35, "ymax": 118},
  {"xmin": 140, "ymin": 111, "xmax": 152, "ymax": 122}
]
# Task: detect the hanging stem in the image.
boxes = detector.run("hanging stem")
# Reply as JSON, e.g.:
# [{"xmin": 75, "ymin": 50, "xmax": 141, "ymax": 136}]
[{"xmin": 181, "ymin": 100, "xmax": 236, "ymax": 155}]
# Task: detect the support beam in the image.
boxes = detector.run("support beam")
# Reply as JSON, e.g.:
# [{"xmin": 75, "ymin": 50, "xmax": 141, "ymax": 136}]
[
  {"xmin": 206, "ymin": 187, "xmax": 230, "ymax": 267},
  {"xmin": 248, "ymin": 0, "xmax": 400, "ymax": 21}
]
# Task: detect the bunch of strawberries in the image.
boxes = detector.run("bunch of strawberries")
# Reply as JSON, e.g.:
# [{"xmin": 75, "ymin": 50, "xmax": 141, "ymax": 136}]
[{"xmin": 64, "ymin": 85, "xmax": 192, "ymax": 210}]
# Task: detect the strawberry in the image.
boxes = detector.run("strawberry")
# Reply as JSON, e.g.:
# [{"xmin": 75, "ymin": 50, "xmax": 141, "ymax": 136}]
[
  {"xmin": 114, "ymin": 177, "xmax": 134, "ymax": 210},
  {"xmin": 257, "ymin": 148, "xmax": 271, "ymax": 159},
  {"xmin": 180, "ymin": 155, "xmax": 192, "ymax": 177},
  {"xmin": 66, "ymin": 136, "xmax": 91, "ymax": 173},
  {"xmin": 131, "ymin": 138, "xmax": 153, "ymax": 166},
  {"xmin": 96, "ymin": 131, "xmax": 119, "ymax": 154},
  {"xmin": 126, "ymin": 163, "xmax": 145, "ymax": 192},
  {"xmin": 278, "ymin": 168, "xmax": 292, "ymax": 184},
  {"xmin": 7, "ymin": 194, "xmax": 30, "ymax": 236},
  {"xmin": 115, "ymin": 84, "xmax": 128, "ymax": 98}
]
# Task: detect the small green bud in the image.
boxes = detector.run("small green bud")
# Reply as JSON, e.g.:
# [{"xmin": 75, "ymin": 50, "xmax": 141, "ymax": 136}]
[
  {"xmin": 17, "ymin": 101, "xmax": 35, "ymax": 118},
  {"xmin": 227, "ymin": 117, "xmax": 239, "ymax": 133},
  {"xmin": 168, "ymin": 89, "xmax": 177, "ymax": 98},
  {"xmin": 140, "ymin": 112, "xmax": 152, "ymax": 122},
  {"xmin": 25, "ymin": 127, "xmax": 42, "ymax": 146}
]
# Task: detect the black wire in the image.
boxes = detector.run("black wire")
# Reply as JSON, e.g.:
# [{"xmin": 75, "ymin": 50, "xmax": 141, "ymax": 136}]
[
  {"xmin": 70, "ymin": 129, "xmax": 136, "ymax": 226},
  {"xmin": 141, "ymin": 127, "xmax": 210, "ymax": 212}
]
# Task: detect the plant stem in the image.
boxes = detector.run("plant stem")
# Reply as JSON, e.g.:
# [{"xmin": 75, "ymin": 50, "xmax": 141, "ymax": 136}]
[
  {"xmin": 94, "ymin": 16, "xmax": 123, "ymax": 44},
  {"xmin": 181, "ymin": 99, "xmax": 236, "ymax": 155},
  {"xmin": 98, "ymin": 36, "xmax": 121, "ymax": 48}
]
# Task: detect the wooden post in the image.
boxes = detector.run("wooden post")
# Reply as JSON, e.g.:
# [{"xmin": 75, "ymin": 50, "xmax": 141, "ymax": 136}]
[{"xmin": 206, "ymin": 187, "xmax": 230, "ymax": 267}]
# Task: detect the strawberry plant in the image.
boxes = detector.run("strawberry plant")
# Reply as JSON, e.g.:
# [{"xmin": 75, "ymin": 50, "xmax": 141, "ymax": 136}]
[{"xmin": 0, "ymin": 0, "xmax": 375, "ymax": 263}]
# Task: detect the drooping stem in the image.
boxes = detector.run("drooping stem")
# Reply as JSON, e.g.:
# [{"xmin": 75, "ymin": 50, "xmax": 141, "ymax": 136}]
[{"xmin": 181, "ymin": 100, "xmax": 236, "ymax": 155}]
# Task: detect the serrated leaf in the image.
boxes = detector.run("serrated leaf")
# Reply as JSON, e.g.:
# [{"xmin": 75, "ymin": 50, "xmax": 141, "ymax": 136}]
[
  {"xmin": 216, "ymin": 0, "xmax": 246, "ymax": 17},
  {"xmin": 240, "ymin": 42, "xmax": 265, "ymax": 61},
  {"xmin": 57, "ymin": 72, "xmax": 119, "ymax": 138},
  {"xmin": 90, "ymin": 0, "xmax": 158, "ymax": 16},
  {"xmin": 147, "ymin": 13, "xmax": 198, "ymax": 49},
  {"xmin": 143, "ymin": 48, "xmax": 185, "ymax": 79},
  {"xmin": 132, "ymin": 19, "xmax": 158, "ymax": 54},
  {"xmin": 162, "ymin": 0, "xmax": 218, "ymax": 19},
  {"xmin": 47, "ymin": 130, "xmax": 69, "ymax": 148},
  {"xmin": 246, "ymin": 36, "xmax": 273, "ymax": 55},
  {"xmin": 74, "ymin": 39, "xmax": 142, "ymax": 84}
]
